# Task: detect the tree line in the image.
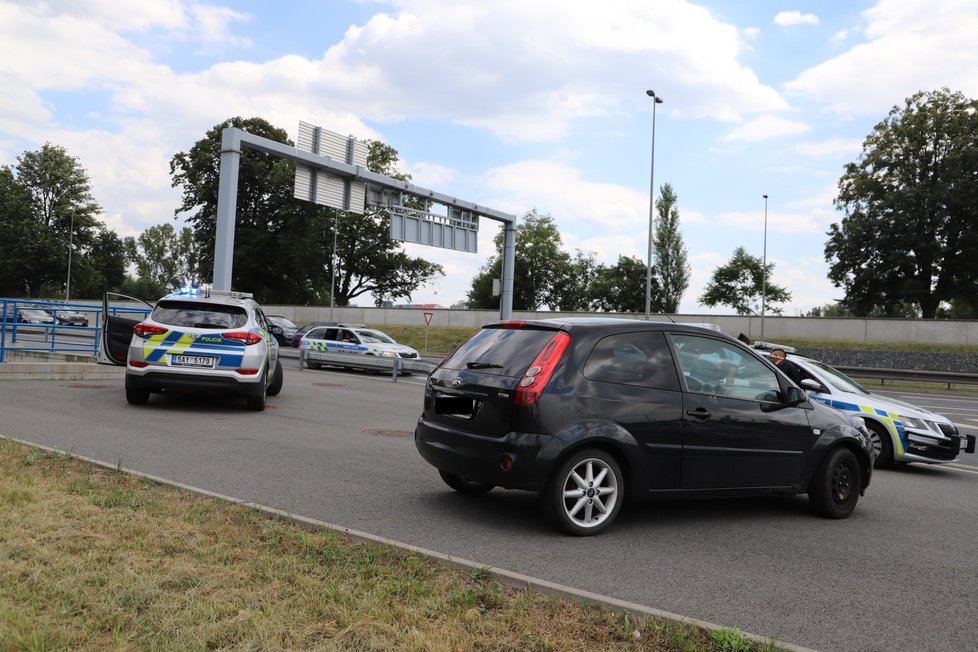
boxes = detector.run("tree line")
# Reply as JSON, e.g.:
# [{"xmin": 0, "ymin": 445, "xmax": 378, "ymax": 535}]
[{"xmin": 2, "ymin": 88, "xmax": 977, "ymax": 318}]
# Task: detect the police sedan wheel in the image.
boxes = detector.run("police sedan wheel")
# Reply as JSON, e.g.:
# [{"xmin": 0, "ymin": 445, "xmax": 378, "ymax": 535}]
[
  {"xmin": 545, "ymin": 449, "xmax": 623, "ymax": 536},
  {"xmin": 866, "ymin": 421, "xmax": 893, "ymax": 469}
]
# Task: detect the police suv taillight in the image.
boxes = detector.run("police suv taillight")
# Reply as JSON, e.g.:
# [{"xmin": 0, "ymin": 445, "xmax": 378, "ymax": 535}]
[
  {"xmin": 222, "ymin": 331, "xmax": 263, "ymax": 346},
  {"xmin": 133, "ymin": 323, "xmax": 168, "ymax": 338}
]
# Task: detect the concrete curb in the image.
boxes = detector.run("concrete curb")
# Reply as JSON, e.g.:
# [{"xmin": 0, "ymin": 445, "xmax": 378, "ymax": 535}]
[{"xmin": 5, "ymin": 435, "xmax": 818, "ymax": 652}]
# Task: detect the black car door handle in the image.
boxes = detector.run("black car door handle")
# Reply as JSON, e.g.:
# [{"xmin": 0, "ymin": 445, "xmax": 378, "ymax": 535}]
[{"xmin": 686, "ymin": 408, "xmax": 711, "ymax": 421}]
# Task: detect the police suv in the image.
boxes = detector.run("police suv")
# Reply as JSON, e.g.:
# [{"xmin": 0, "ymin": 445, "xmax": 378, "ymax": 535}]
[{"xmin": 99, "ymin": 288, "xmax": 283, "ymax": 411}]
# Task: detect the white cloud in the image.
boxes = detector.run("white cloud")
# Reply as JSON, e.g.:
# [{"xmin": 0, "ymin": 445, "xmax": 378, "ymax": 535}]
[
  {"xmin": 720, "ymin": 115, "xmax": 812, "ymax": 142},
  {"xmin": 794, "ymin": 138, "xmax": 863, "ymax": 159},
  {"xmin": 189, "ymin": 4, "xmax": 252, "ymax": 51},
  {"xmin": 406, "ymin": 162, "xmax": 459, "ymax": 189},
  {"xmin": 774, "ymin": 11, "xmax": 820, "ymax": 27},
  {"xmin": 784, "ymin": 0, "xmax": 978, "ymax": 115},
  {"xmin": 714, "ymin": 209, "xmax": 824, "ymax": 235},
  {"xmin": 481, "ymin": 159, "xmax": 648, "ymax": 234}
]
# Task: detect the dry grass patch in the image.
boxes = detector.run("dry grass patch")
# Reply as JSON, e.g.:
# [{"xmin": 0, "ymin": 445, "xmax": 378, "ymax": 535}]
[{"xmin": 0, "ymin": 438, "xmax": 783, "ymax": 651}]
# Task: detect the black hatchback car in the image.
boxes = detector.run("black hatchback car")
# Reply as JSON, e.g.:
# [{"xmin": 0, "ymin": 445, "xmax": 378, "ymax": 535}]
[{"xmin": 415, "ymin": 319, "xmax": 874, "ymax": 535}]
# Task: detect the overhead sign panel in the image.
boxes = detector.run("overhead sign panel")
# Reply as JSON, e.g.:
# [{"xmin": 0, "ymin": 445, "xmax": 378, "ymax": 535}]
[
  {"xmin": 294, "ymin": 121, "xmax": 367, "ymax": 213},
  {"xmin": 388, "ymin": 206, "xmax": 479, "ymax": 253},
  {"xmin": 369, "ymin": 185, "xmax": 479, "ymax": 253}
]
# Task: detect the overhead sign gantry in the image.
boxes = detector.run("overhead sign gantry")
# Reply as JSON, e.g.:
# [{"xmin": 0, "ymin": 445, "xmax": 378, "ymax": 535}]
[{"xmin": 213, "ymin": 125, "xmax": 517, "ymax": 319}]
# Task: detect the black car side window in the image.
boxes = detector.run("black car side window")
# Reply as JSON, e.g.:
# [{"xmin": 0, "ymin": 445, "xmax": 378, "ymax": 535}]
[
  {"xmin": 583, "ymin": 331, "xmax": 680, "ymax": 391},
  {"xmin": 671, "ymin": 333, "xmax": 781, "ymax": 401}
]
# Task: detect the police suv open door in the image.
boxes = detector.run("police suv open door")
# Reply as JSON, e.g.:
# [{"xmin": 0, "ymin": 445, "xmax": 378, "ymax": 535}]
[{"xmin": 97, "ymin": 292, "xmax": 153, "ymax": 366}]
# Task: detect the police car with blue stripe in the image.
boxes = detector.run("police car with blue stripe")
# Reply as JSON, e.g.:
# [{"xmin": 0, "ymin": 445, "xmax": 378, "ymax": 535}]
[
  {"xmin": 758, "ymin": 344, "xmax": 975, "ymax": 468},
  {"xmin": 99, "ymin": 287, "xmax": 283, "ymax": 411},
  {"xmin": 299, "ymin": 323, "xmax": 418, "ymax": 371}
]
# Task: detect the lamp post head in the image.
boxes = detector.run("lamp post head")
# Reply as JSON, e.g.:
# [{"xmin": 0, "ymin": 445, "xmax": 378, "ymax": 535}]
[
  {"xmin": 646, "ymin": 90, "xmax": 664, "ymax": 103},
  {"xmin": 763, "ymin": 194, "xmax": 768, "ymax": 200}
]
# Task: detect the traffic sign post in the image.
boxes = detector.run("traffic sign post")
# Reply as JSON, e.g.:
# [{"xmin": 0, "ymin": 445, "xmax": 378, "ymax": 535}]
[{"xmin": 423, "ymin": 311, "xmax": 433, "ymax": 352}]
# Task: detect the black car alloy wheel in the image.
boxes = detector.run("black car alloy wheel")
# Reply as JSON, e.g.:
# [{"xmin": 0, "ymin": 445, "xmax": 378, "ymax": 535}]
[{"xmin": 545, "ymin": 448, "xmax": 623, "ymax": 536}]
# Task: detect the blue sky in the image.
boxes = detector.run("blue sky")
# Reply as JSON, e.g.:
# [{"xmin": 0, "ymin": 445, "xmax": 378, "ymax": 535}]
[{"xmin": 3, "ymin": 0, "xmax": 977, "ymax": 313}]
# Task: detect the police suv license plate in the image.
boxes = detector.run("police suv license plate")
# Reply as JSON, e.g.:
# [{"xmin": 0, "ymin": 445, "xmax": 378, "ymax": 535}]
[{"xmin": 171, "ymin": 354, "xmax": 215, "ymax": 368}]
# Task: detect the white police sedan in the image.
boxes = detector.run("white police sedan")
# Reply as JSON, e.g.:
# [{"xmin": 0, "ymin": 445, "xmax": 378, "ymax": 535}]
[
  {"xmin": 299, "ymin": 323, "xmax": 419, "ymax": 372},
  {"xmin": 764, "ymin": 349, "xmax": 975, "ymax": 468}
]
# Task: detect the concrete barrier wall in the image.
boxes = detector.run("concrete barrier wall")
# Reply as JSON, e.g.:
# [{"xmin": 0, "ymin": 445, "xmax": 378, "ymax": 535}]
[{"xmin": 261, "ymin": 305, "xmax": 978, "ymax": 345}]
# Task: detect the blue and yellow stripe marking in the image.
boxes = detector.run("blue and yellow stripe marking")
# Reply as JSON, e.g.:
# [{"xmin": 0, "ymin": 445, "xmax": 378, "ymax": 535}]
[
  {"xmin": 810, "ymin": 396, "xmax": 907, "ymax": 455},
  {"xmin": 141, "ymin": 329, "xmax": 246, "ymax": 367}
]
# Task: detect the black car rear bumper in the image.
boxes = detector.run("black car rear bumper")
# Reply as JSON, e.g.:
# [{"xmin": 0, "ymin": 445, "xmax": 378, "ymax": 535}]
[{"xmin": 415, "ymin": 417, "xmax": 553, "ymax": 491}]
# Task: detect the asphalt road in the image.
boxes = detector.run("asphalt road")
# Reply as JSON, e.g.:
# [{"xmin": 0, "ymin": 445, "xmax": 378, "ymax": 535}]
[{"xmin": 2, "ymin": 367, "xmax": 976, "ymax": 652}]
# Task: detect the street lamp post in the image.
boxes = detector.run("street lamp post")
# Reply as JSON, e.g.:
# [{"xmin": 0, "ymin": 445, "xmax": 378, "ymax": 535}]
[
  {"xmin": 645, "ymin": 89, "xmax": 664, "ymax": 321},
  {"xmin": 66, "ymin": 214, "xmax": 75, "ymax": 301},
  {"xmin": 761, "ymin": 194, "xmax": 768, "ymax": 339}
]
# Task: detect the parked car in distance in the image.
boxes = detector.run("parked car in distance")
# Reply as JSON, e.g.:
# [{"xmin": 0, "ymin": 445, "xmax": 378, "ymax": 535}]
[
  {"xmin": 759, "ymin": 346, "xmax": 976, "ymax": 468},
  {"xmin": 415, "ymin": 318, "xmax": 874, "ymax": 535},
  {"xmin": 48, "ymin": 307, "xmax": 89, "ymax": 326},
  {"xmin": 16, "ymin": 308, "xmax": 55, "ymax": 325},
  {"xmin": 300, "ymin": 323, "xmax": 419, "ymax": 371},
  {"xmin": 267, "ymin": 315, "xmax": 298, "ymax": 346},
  {"xmin": 98, "ymin": 287, "xmax": 283, "ymax": 411}
]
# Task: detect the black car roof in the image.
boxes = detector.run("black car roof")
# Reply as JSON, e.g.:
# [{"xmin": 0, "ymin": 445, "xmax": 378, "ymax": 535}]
[{"xmin": 485, "ymin": 317, "xmax": 731, "ymax": 334}]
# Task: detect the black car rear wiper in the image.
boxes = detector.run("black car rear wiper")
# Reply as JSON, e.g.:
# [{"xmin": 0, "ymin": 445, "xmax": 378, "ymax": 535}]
[{"xmin": 466, "ymin": 361, "xmax": 503, "ymax": 369}]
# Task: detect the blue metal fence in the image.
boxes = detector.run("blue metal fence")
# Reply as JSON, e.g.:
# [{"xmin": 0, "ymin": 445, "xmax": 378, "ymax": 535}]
[{"xmin": 1, "ymin": 298, "xmax": 151, "ymax": 363}]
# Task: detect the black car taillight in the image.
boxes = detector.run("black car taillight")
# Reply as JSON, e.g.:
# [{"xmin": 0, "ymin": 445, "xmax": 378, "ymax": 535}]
[{"xmin": 514, "ymin": 331, "xmax": 571, "ymax": 406}]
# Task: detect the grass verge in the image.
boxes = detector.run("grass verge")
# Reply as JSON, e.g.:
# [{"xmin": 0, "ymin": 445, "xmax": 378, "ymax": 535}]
[{"xmin": 0, "ymin": 438, "xmax": 787, "ymax": 651}]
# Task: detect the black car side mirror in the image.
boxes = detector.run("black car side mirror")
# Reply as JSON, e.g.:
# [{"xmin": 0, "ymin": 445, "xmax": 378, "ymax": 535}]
[{"xmin": 784, "ymin": 386, "xmax": 808, "ymax": 405}]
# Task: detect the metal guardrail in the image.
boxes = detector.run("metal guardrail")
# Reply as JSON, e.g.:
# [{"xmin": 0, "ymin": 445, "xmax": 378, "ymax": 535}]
[
  {"xmin": 298, "ymin": 349, "xmax": 438, "ymax": 381},
  {"xmin": 837, "ymin": 366, "xmax": 978, "ymax": 390}
]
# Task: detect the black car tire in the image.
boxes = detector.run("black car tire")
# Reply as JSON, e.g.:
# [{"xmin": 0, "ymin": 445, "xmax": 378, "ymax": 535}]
[
  {"xmin": 865, "ymin": 421, "xmax": 893, "ymax": 469},
  {"xmin": 438, "ymin": 470, "xmax": 494, "ymax": 495},
  {"xmin": 543, "ymin": 448, "xmax": 623, "ymax": 536},
  {"xmin": 305, "ymin": 358, "xmax": 321, "ymax": 370},
  {"xmin": 247, "ymin": 371, "xmax": 267, "ymax": 411},
  {"xmin": 809, "ymin": 447, "xmax": 861, "ymax": 519},
  {"xmin": 126, "ymin": 386, "xmax": 150, "ymax": 405},
  {"xmin": 267, "ymin": 359, "xmax": 284, "ymax": 397}
]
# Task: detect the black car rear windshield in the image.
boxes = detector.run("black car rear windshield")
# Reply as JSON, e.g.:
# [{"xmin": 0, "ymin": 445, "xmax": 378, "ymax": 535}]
[
  {"xmin": 152, "ymin": 300, "xmax": 248, "ymax": 329},
  {"xmin": 440, "ymin": 326, "xmax": 560, "ymax": 377}
]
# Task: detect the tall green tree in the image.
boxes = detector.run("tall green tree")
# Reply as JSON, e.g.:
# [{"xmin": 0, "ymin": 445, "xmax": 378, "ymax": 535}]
[
  {"xmin": 651, "ymin": 183, "xmax": 690, "ymax": 313},
  {"xmin": 699, "ymin": 246, "xmax": 790, "ymax": 315},
  {"xmin": 7, "ymin": 144, "xmax": 102, "ymax": 297},
  {"xmin": 0, "ymin": 166, "xmax": 34, "ymax": 296},
  {"xmin": 467, "ymin": 210, "xmax": 574, "ymax": 310},
  {"xmin": 169, "ymin": 117, "xmax": 441, "ymax": 306},
  {"xmin": 590, "ymin": 255, "xmax": 652, "ymax": 313},
  {"xmin": 827, "ymin": 88, "xmax": 978, "ymax": 318},
  {"xmin": 123, "ymin": 223, "xmax": 202, "ymax": 298},
  {"xmin": 551, "ymin": 251, "xmax": 597, "ymax": 312},
  {"xmin": 70, "ymin": 227, "xmax": 128, "ymax": 298}
]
